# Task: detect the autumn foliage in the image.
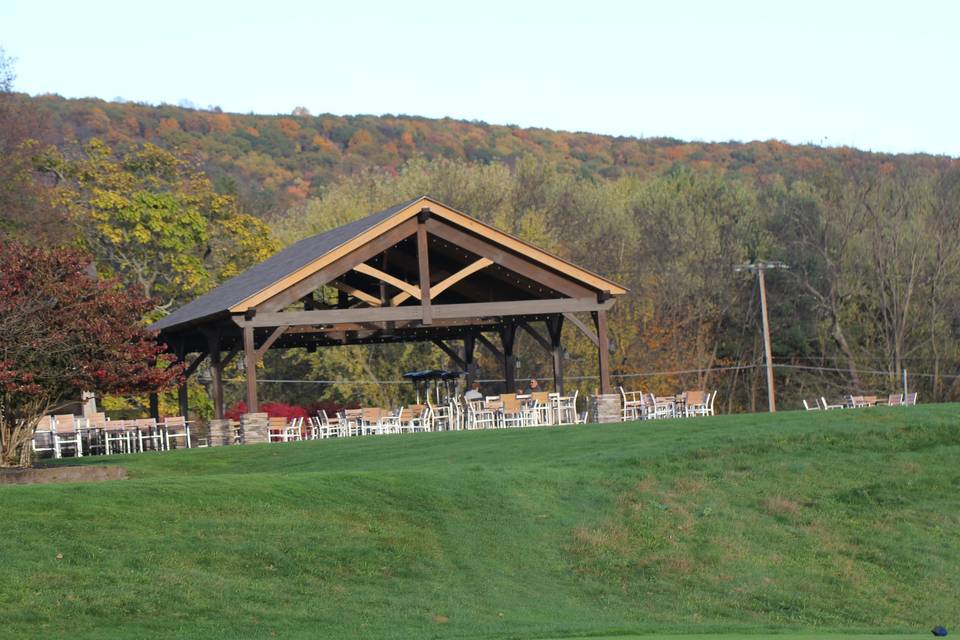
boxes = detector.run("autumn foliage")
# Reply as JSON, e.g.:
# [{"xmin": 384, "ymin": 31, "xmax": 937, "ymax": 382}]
[{"xmin": 0, "ymin": 241, "xmax": 183, "ymax": 467}]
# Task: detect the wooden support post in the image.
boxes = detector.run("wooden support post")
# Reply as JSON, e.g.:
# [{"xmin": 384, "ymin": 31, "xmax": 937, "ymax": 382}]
[
  {"xmin": 178, "ymin": 382, "xmax": 189, "ymax": 420},
  {"xmin": 174, "ymin": 341, "xmax": 189, "ymax": 420},
  {"xmin": 547, "ymin": 315, "xmax": 565, "ymax": 394},
  {"xmin": 464, "ymin": 335, "xmax": 477, "ymax": 388},
  {"xmin": 206, "ymin": 330, "xmax": 224, "ymax": 420},
  {"xmin": 417, "ymin": 210, "xmax": 432, "ymax": 325},
  {"xmin": 592, "ymin": 310, "xmax": 611, "ymax": 395},
  {"xmin": 501, "ymin": 323, "xmax": 517, "ymax": 393},
  {"xmin": 243, "ymin": 325, "xmax": 258, "ymax": 413},
  {"xmin": 148, "ymin": 393, "xmax": 160, "ymax": 421}
]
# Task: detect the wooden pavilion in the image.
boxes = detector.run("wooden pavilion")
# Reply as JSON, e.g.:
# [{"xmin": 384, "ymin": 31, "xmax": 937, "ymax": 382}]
[{"xmin": 150, "ymin": 196, "xmax": 627, "ymax": 420}]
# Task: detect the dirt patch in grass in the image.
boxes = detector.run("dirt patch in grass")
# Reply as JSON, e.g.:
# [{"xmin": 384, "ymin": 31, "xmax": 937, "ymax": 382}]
[{"xmin": 0, "ymin": 465, "xmax": 128, "ymax": 485}]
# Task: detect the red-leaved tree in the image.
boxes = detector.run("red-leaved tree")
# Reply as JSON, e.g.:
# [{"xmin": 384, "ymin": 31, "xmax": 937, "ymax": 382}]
[{"xmin": 0, "ymin": 240, "xmax": 183, "ymax": 467}]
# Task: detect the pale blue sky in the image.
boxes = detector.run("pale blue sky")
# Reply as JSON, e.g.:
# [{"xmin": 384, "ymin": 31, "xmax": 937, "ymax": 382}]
[{"xmin": 3, "ymin": 0, "xmax": 958, "ymax": 156}]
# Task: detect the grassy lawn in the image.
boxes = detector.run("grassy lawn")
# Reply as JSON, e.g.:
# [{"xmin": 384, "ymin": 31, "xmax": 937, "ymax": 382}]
[{"xmin": 1, "ymin": 406, "xmax": 957, "ymax": 639}]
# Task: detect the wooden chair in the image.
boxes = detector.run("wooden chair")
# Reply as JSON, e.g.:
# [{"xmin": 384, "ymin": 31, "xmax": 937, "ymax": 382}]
[
  {"xmin": 802, "ymin": 398, "xmax": 820, "ymax": 411},
  {"xmin": 342, "ymin": 409, "xmax": 363, "ymax": 436},
  {"xmin": 886, "ymin": 393, "xmax": 902, "ymax": 406},
  {"xmin": 528, "ymin": 391, "xmax": 552, "ymax": 426},
  {"xmin": 684, "ymin": 390, "xmax": 708, "ymax": 417},
  {"xmin": 361, "ymin": 407, "xmax": 388, "ymax": 435},
  {"xmin": 268, "ymin": 417, "xmax": 289, "ymax": 442},
  {"xmin": 499, "ymin": 394, "xmax": 526, "ymax": 428},
  {"xmin": 904, "ymin": 392, "xmax": 918, "ymax": 406}
]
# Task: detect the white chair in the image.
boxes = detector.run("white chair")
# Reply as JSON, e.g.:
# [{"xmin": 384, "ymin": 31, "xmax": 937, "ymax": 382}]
[
  {"xmin": 886, "ymin": 393, "xmax": 903, "ymax": 406},
  {"xmin": 52, "ymin": 414, "xmax": 83, "ymax": 459},
  {"xmin": 389, "ymin": 405, "xmax": 430, "ymax": 433},
  {"xmin": 556, "ymin": 390, "xmax": 579, "ymax": 425},
  {"xmin": 467, "ymin": 400, "xmax": 498, "ymax": 430},
  {"xmin": 527, "ymin": 391, "xmax": 553, "ymax": 426},
  {"xmin": 684, "ymin": 390, "xmax": 709, "ymax": 417},
  {"xmin": 104, "ymin": 419, "xmax": 136, "ymax": 454},
  {"xmin": 32, "ymin": 416, "xmax": 55, "ymax": 457},
  {"xmin": 267, "ymin": 417, "xmax": 303, "ymax": 442},
  {"xmin": 162, "ymin": 416, "xmax": 192, "ymax": 449},
  {"xmin": 904, "ymin": 392, "xmax": 918, "ymax": 406},
  {"xmin": 820, "ymin": 396, "xmax": 845, "ymax": 410},
  {"xmin": 802, "ymin": 399, "xmax": 820, "ymax": 411},
  {"xmin": 341, "ymin": 409, "xmax": 363, "ymax": 437},
  {"xmin": 648, "ymin": 394, "xmax": 675, "ymax": 420},
  {"xmin": 360, "ymin": 408, "xmax": 389, "ymax": 435},
  {"xmin": 619, "ymin": 386, "xmax": 645, "ymax": 421},
  {"xmin": 317, "ymin": 410, "xmax": 345, "ymax": 438},
  {"xmin": 499, "ymin": 394, "xmax": 526, "ymax": 428},
  {"xmin": 135, "ymin": 418, "xmax": 164, "ymax": 452}
]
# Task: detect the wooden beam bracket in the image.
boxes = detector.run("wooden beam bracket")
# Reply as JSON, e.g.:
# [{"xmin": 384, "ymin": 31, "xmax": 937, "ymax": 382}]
[{"xmin": 563, "ymin": 312, "xmax": 599, "ymax": 347}]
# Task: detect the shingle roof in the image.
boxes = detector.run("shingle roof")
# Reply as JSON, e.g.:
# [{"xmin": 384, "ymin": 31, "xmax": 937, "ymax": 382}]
[{"xmin": 150, "ymin": 196, "xmax": 423, "ymax": 332}]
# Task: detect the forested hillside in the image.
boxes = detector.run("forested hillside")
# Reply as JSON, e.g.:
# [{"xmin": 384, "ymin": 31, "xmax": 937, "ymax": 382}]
[
  {"xmin": 3, "ymin": 91, "xmax": 960, "ymax": 415},
  {"xmin": 11, "ymin": 93, "xmax": 958, "ymax": 216}
]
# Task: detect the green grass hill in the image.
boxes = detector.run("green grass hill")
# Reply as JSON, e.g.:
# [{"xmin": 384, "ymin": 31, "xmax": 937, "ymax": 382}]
[{"xmin": 1, "ymin": 406, "xmax": 958, "ymax": 639}]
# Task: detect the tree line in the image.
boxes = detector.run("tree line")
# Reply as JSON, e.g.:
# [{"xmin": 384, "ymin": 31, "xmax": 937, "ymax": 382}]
[{"xmin": 3, "ymin": 71, "xmax": 960, "ymax": 416}]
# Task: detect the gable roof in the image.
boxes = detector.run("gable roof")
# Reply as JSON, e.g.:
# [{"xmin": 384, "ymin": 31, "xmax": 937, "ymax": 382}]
[
  {"xmin": 151, "ymin": 197, "xmax": 420, "ymax": 331},
  {"xmin": 151, "ymin": 195, "xmax": 626, "ymax": 333}
]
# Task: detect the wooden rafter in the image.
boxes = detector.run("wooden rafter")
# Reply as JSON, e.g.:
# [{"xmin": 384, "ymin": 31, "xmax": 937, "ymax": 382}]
[
  {"xmin": 330, "ymin": 280, "xmax": 382, "ymax": 307},
  {"xmin": 353, "ymin": 263, "xmax": 421, "ymax": 299},
  {"xmin": 255, "ymin": 219, "xmax": 419, "ymax": 313},
  {"xmin": 424, "ymin": 219, "xmax": 595, "ymax": 299}
]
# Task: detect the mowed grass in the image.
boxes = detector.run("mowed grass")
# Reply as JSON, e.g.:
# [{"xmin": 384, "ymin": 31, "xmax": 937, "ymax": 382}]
[{"xmin": 1, "ymin": 406, "xmax": 958, "ymax": 639}]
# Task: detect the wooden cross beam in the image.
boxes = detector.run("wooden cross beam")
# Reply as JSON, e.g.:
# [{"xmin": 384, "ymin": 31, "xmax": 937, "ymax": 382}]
[
  {"xmin": 391, "ymin": 257, "xmax": 494, "ymax": 306},
  {"xmin": 330, "ymin": 281, "xmax": 382, "ymax": 307},
  {"xmin": 254, "ymin": 325, "xmax": 289, "ymax": 361},
  {"xmin": 182, "ymin": 349, "xmax": 209, "ymax": 379},
  {"xmin": 353, "ymin": 263, "xmax": 421, "ymax": 299},
  {"xmin": 234, "ymin": 298, "xmax": 613, "ymax": 328}
]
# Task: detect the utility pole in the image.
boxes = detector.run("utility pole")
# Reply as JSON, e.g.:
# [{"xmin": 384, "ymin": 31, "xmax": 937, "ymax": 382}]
[{"xmin": 735, "ymin": 261, "xmax": 788, "ymax": 412}]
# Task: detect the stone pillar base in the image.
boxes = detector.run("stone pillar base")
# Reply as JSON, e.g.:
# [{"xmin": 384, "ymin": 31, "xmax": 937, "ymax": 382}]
[
  {"xmin": 207, "ymin": 419, "xmax": 235, "ymax": 447},
  {"xmin": 591, "ymin": 393, "xmax": 622, "ymax": 424},
  {"xmin": 240, "ymin": 412, "xmax": 269, "ymax": 444}
]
